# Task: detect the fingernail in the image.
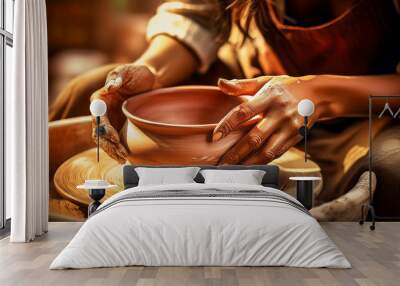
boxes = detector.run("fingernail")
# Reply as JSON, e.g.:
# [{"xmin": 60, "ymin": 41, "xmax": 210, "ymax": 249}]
[
  {"xmin": 114, "ymin": 77, "xmax": 122, "ymax": 86},
  {"xmin": 219, "ymin": 78, "xmax": 237, "ymax": 85},
  {"xmin": 105, "ymin": 80, "xmax": 114, "ymax": 90},
  {"xmin": 212, "ymin": 131, "xmax": 223, "ymax": 141},
  {"xmin": 218, "ymin": 78, "xmax": 228, "ymax": 84}
]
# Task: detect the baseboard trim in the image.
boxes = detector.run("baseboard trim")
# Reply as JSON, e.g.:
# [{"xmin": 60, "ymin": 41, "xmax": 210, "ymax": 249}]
[{"xmin": 0, "ymin": 218, "xmax": 11, "ymax": 239}]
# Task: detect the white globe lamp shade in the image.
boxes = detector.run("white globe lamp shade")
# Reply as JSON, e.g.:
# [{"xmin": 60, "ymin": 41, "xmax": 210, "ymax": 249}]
[
  {"xmin": 297, "ymin": 99, "xmax": 314, "ymax": 117},
  {"xmin": 90, "ymin": 99, "xmax": 107, "ymax": 117}
]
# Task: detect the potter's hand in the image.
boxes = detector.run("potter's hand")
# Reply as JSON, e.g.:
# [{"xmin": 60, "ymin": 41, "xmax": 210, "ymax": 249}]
[
  {"xmin": 214, "ymin": 75, "xmax": 323, "ymax": 164},
  {"xmin": 91, "ymin": 114, "xmax": 128, "ymax": 164},
  {"xmin": 90, "ymin": 64, "xmax": 157, "ymax": 163},
  {"xmin": 104, "ymin": 63, "xmax": 159, "ymax": 95}
]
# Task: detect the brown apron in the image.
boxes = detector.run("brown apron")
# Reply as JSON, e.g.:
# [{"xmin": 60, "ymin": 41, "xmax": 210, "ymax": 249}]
[
  {"xmin": 220, "ymin": 0, "xmax": 400, "ymax": 204},
  {"xmin": 230, "ymin": 0, "xmax": 400, "ymax": 77}
]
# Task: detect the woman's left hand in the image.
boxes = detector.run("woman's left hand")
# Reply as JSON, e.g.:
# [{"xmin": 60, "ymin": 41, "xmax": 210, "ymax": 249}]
[{"xmin": 214, "ymin": 75, "xmax": 325, "ymax": 165}]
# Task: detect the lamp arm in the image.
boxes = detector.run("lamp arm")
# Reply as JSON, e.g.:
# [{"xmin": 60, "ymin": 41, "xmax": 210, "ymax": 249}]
[
  {"xmin": 95, "ymin": 116, "xmax": 106, "ymax": 162},
  {"xmin": 96, "ymin": 116, "xmax": 100, "ymax": 162},
  {"xmin": 304, "ymin": 116, "xmax": 308, "ymax": 162}
]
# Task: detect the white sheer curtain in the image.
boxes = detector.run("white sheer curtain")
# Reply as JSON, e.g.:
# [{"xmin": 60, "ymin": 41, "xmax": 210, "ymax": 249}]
[{"xmin": 8, "ymin": 0, "xmax": 49, "ymax": 242}]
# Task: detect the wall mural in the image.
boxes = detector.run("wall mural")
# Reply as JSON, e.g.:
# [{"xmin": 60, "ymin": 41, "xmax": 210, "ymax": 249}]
[{"xmin": 47, "ymin": 0, "xmax": 400, "ymax": 222}]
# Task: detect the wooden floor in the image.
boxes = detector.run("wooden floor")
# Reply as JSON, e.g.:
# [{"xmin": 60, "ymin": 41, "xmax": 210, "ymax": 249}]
[{"xmin": 0, "ymin": 222, "xmax": 399, "ymax": 286}]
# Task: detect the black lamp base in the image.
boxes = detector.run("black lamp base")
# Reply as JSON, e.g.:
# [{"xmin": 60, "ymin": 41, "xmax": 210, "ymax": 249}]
[
  {"xmin": 296, "ymin": 181, "xmax": 313, "ymax": 210},
  {"xmin": 88, "ymin": 188, "xmax": 105, "ymax": 216}
]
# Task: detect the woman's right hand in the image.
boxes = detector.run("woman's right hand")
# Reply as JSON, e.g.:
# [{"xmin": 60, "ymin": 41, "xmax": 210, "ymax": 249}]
[{"xmin": 90, "ymin": 64, "xmax": 158, "ymax": 164}]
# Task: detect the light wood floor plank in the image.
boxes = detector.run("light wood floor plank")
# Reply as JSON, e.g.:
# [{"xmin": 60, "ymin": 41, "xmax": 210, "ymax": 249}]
[{"xmin": 0, "ymin": 222, "xmax": 399, "ymax": 286}]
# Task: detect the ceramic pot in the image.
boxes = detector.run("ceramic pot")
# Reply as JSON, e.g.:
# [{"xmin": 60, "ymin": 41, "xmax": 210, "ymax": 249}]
[{"xmin": 121, "ymin": 86, "xmax": 257, "ymax": 165}]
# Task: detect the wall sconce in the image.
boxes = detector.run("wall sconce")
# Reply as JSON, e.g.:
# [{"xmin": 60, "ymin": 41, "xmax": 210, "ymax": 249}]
[{"xmin": 297, "ymin": 99, "xmax": 315, "ymax": 162}]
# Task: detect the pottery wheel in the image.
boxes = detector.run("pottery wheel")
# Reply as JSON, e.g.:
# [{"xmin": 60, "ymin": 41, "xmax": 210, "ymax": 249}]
[
  {"xmin": 54, "ymin": 146, "xmax": 322, "ymax": 207},
  {"xmin": 54, "ymin": 148, "xmax": 124, "ymax": 206}
]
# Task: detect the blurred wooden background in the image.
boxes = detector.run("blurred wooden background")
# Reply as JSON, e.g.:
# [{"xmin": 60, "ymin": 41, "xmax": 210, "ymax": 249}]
[
  {"xmin": 47, "ymin": 0, "xmax": 161, "ymax": 103},
  {"xmin": 47, "ymin": 0, "xmax": 160, "ymax": 221}
]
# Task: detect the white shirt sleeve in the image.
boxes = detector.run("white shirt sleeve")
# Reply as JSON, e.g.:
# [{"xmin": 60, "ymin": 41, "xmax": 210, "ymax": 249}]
[{"xmin": 146, "ymin": 1, "xmax": 228, "ymax": 73}]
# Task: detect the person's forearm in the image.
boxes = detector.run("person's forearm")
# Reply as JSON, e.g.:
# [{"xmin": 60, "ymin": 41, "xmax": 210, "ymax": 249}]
[
  {"xmin": 135, "ymin": 35, "xmax": 198, "ymax": 88},
  {"xmin": 307, "ymin": 74, "xmax": 400, "ymax": 118}
]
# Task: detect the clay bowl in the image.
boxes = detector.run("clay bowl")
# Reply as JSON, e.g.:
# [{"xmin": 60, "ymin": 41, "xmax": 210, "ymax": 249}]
[{"xmin": 121, "ymin": 86, "xmax": 258, "ymax": 165}]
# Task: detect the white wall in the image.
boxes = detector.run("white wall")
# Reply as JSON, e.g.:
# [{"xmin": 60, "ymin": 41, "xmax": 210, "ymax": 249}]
[{"xmin": 5, "ymin": 44, "xmax": 13, "ymax": 219}]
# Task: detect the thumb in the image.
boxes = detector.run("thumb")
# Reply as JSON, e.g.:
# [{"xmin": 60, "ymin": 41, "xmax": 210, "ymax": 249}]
[{"xmin": 218, "ymin": 76, "xmax": 272, "ymax": 96}]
